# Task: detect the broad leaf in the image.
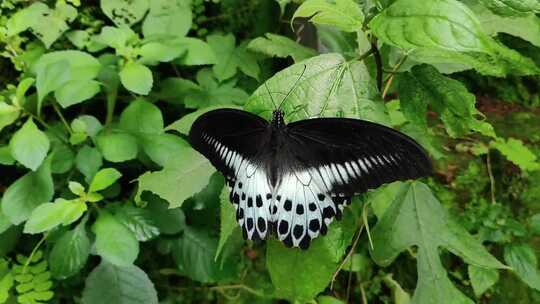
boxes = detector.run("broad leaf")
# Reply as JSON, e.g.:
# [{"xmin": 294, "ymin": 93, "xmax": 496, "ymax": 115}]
[
  {"xmin": 89, "ymin": 168, "xmax": 122, "ymax": 192},
  {"xmin": 267, "ymin": 210, "xmax": 356, "ymax": 302},
  {"xmin": 142, "ymin": 0, "xmax": 192, "ymax": 39},
  {"xmin": 92, "ymin": 211, "xmax": 139, "ymax": 267},
  {"xmin": 49, "ymin": 220, "xmax": 90, "ymax": 279},
  {"xmin": 54, "ymin": 80, "xmax": 101, "ymax": 108},
  {"xmin": 207, "ymin": 34, "xmax": 259, "ymax": 81},
  {"xmin": 175, "ymin": 37, "xmax": 217, "ymax": 66},
  {"xmin": 9, "ymin": 118, "xmax": 50, "ymax": 171},
  {"xmin": 76, "ymin": 145, "xmax": 103, "ymax": 181},
  {"xmin": 82, "ymin": 260, "xmax": 158, "ymax": 304},
  {"xmin": 145, "ymin": 195, "xmax": 185, "ymax": 235},
  {"xmin": 504, "ymin": 243, "xmax": 540, "ymax": 291},
  {"xmin": 119, "ymin": 62, "xmax": 153, "ymax": 95},
  {"xmin": 96, "ymin": 132, "xmax": 138, "ymax": 162},
  {"xmin": 468, "ymin": 265, "xmax": 499, "ymax": 297},
  {"xmin": 24, "ymin": 198, "xmax": 87, "ymax": 234},
  {"xmin": 490, "ymin": 138, "xmax": 540, "ymax": 171},
  {"xmin": 140, "ymin": 133, "xmax": 189, "ymax": 167},
  {"xmin": 100, "ymin": 0, "xmax": 148, "ymax": 27},
  {"xmin": 1, "ymin": 157, "xmax": 54, "ymax": 225},
  {"xmin": 136, "ymin": 147, "xmax": 215, "ymax": 208},
  {"xmin": 0, "ymin": 102, "xmax": 20, "ymax": 132},
  {"xmin": 119, "ymin": 99, "xmax": 163, "ymax": 135},
  {"xmin": 479, "ymin": 0, "xmax": 540, "ymax": 16},
  {"xmin": 370, "ymin": 182, "xmax": 506, "ymax": 304},
  {"xmin": 115, "ymin": 205, "xmax": 160, "ymax": 242},
  {"xmin": 184, "ymin": 69, "xmax": 248, "ymax": 109},
  {"xmin": 248, "ymin": 33, "xmax": 317, "ymax": 62},
  {"xmin": 246, "ymin": 53, "xmax": 386, "ymax": 124},
  {"xmin": 138, "ymin": 41, "xmax": 186, "ymax": 64},
  {"xmin": 293, "ymin": 0, "xmax": 364, "ymax": 32}
]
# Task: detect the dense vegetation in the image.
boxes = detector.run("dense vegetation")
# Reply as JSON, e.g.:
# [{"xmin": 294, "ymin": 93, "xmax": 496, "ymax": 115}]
[{"xmin": 1, "ymin": 0, "xmax": 540, "ymax": 303}]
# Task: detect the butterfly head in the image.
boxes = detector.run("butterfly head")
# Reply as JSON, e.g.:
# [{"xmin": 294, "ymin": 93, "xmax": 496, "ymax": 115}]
[{"xmin": 271, "ymin": 110, "xmax": 286, "ymax": 129}]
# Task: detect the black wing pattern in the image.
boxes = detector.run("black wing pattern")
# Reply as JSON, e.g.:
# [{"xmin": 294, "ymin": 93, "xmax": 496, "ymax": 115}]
[{"xmin": 268, "ymin": 118, "xmax": 432, "ymax": 248}]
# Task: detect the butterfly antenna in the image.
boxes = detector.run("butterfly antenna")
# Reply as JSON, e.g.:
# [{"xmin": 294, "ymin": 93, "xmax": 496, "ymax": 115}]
[
  {"xmin": 277, "ymin": 64, "xmax": 307, "ymax": 110},
  {"xmin": 264, "ymin": 82, "xmax": 278, "ymax": 110}
]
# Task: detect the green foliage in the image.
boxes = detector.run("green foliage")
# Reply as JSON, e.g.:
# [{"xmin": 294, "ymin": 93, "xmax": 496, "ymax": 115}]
[{"xmin": 1, "ymin": 0, "xmax": 540, "ymax": 302}]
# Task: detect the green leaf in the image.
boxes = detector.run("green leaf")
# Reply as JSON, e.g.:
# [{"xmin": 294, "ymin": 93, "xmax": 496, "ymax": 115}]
[
  {"xmin": 154, "ymin": 77, "xmax": 199, "ymax": 104},
  {"xmin": 54, "ymin": 80, "xmax": 101, "ymax": 108},
  {"xmin": 6, "ymin": 2, "xmax": 49, "ymax": 36},
  {"xmin": 50, "ymin": 142, "xmax": 75, "ymax": 174},
  {"xmin": 142, "ymin": 0, "xmax": 192, "ymax": 39},
  {"xmin": 0, "ymin": 209, "xmax": 12, "ymax": 235},
  {"xmin": 468, "ymin": 265, "xmax": 499, "ymax": 297},
  {"xmin": 175, "ymin": 37, "xmax": 217, "ymax": 66},
  {"xmin": 76, "ymin": 145, "xmax": 103, "ymax": 181},
  {"xmin": 0, "ymin": 101, "xmax": 20, "ymax": 132},
  {"xmin": 370, "ymin": 0, "xmax": 540, "ymax": 76},
  {"xmin": 92, "ymin": 211, "xmax": 139, "ymax": 267},
  {"xmin": 66, "ymin": 30, "xmax": 90, "ymax": 49},
  {"xmin": 96, "ymin": 132, "xmax": 138, "ymax": 163},
  {"xmin": 207, "ymin": 34, "xmax": 259, "ymax": 81},
  {"xmin": 398, "ymin": 65, "xmax": 494, "ymax": 138},
  {"xmin": 119, "ymin": 62, "xmax": 153, "ymax": 95},
  {"xmin": 215, "ymin": 187, "xmax": 238, "ymax": 259},
  {"xmin": 370, "ymin": 182, "xmax": 506, "ymax": 304},
  {"xmin": 82, "ymin": 260, "xmax": 158, "ymax": 304},
  {"xmin": 173, "ymin": 227, "xmax": 221, "ymax": 283},
  {"xmin": 184, "ymin": 69, "xmax": 249, "ymax": 109},
  {"xmin": 267, "ymin": 210, "xmax": 356, "ymax": 302},
  {"xmin": 15, "ymin": 77, "xmax": 35, "ymax": 107},
  {"xmin": 248, "ymin": 33, "xmax": 317, "ymax": 62},
  {"xmin": 530, "ymin": 213, "xmax": 540, "ymax": 235},
  {"xmin": 504, "ymin": 243, "xmax": 540, "ymax": 291},
  {"xmin": 0, "ymin": 259, "xmax": 13, "ymax": 303},
  {"xmin": 119, "ymin": 99, "xmax": 163, "ymax": 135},
  {"xmin": 49, "ymin": 220, "xmax": 90, "ymax": 279},
  {"xmin": 68, "ymin": 181, "xmax": 86, "ymax": 196},
  {"xmin": 478, "ymin": 0, "xmax": 540, "ymax": 16},
  {"xmin": 140, "ymin": 133, "xmax": 189, "ymax": 167},
  {"xmin": 1, "ymin": 157, "xmax": 53, "ymax": 225},
  {"xmin": 145, "ymin": 195, "xmax": 185, "ymax": 235},
  {"xmin": 368, "ymin": 181, "xmax": 405, "ymax": 219},
  {"xmin": 0, "ymin": 146, "xmax": 15, "ymax": 166},
  {"xmin": 138, "ymin": 41, "xmax": 186, "ymax": 64},
  {"xmin": 136, "ymin": 147, "xmax": 215, "ymax": 208},
  {"xmin": 9, "ymin": 119, "xmax": 50, "ymax": 171},
  {"xmin": 71, "ymin": 115, "xmax": 103, "ymax": 138},
  {"xmin": 293, "ymin": 0, "xmax": 364, "ymax": 32},
  {"xmin": 93, "ymin": 26, "xmax": 137, "ymax": 50},
  {"xmin": 165, "ymin": 105, "xmax": 242, "ymax": 135},
  {"xmin": 246, "ymin": 53, "xmax": 386, "ymax": 124},
  {"xmin": 490, "ymin": 138, "xmax": 540, "ymax": 171},
  {"xmin": 384, "ymin": 274, "xmax": 412, "ymax": 304},
  {"xmin": 89, "ymin": 168, "xmax": 122, "ymax": 192},
  {"xmin": 115, "ymin": 205, "xmax": 160, "ymax": 242},
  {"xmin": 100, "ymin": 0, "xmax": 149, "ymax": 27},
  {"xmin": 23, "ymin": 198, "xmax": 87, "ymax": 234}
]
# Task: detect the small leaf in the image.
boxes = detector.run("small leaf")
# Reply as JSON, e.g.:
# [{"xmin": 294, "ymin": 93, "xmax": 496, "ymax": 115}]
[
  {"xmin": 24, "ymin": 198, "xmax": 87, "ymax": 234},
  {"xmin": 504, "ymin": 243, "xmax": 540, "ymax": 291},
  {"xmin": 207, "ymin": 34, "xmax": 259, "ymax": 81},
  {"xmin": 100, "ymin": 0, "xmax": 149, "ymax": 27},
  {"xmin": 49, "ymin": 221, "xmax": 90, "ymax": 279},
  {"xmin": 54, "ymin": 80, "xmax": 101, "ymax": 108},
  {"xmin": 248, "ymin": 33, "xmax": 317, "ymax": 62},
  {"xmin": 468, "ymin": 265, "xmax": 499, "ymax": 297},
  {"xmin": 0, "ymin": 146, "xmax": 15, "ymax": 166},
  {"xmin": 215, "ymin": 187, "xmax": 238, "ymax": 259},
  {"xmin": 89, "ymin": 168, "xmax": 122, "ymax": 193},
  {"xmin": 96, "ymin": 132, "xmax": 138, "ymax": 163},
  {"xmin": 92, "ymin": 211, "xmax": 139, "ymax": 267},
  {"xmin": 9, "ymin": 118, "xmax": 50, "ymax": 171},
  {"xmin": 138, "ymin": 41, "xmax": 186, "ymax": 64},
  {"xmin": 68, "ymin": 181, "xmax": 86, "ymax": 196},
  {"xmin": 142, "ymin": 0, "xmax": 192, "ymax": 39},
  {"xmin": 0, "ymin": 101, "xmax": 20, "ymax": 132},
  {"xmin": 293, "ymin": 0, "xmax": 364, "ymax": 32},
  {"xmin": 1, "ymin": 157, "xmax": 54, "ymax": 225},
  {"xmin": 82, "ymin": 260, "xmax": 158, "ymax": 304},
  {"xmin": 76, "ymin": 145, "xmax": 103, "ymax": 181},
  {"xmin": 119, "ymin": 99, "xmax": 163, "ymax": 135},
  {"xmin": 136, "ymin": 148, "xmax": 215, "ymax": 208},
  {"xmin": 175, "ymin": 37, "xmax": 217, "ymax": 66},
  {"xmin": 119, "ymin": 62, "xmax": 153, "ymax": 95},
  {"xmin": 71, "ymin": 115, "xmax": 103, "ymax": 138},
  {"xmin": 115, "ymin": 205, "xmax": 160, "ymax": 242}
]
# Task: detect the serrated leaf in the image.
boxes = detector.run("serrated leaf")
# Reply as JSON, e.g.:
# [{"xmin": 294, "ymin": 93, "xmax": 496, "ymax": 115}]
[
  {"xmin": 96, "ymin": 132, "xmax": 138, "ymax": 162},
  {"xmin": 1, "ymin": 157, "xmax": 54, "ymax": 225},
  {"xmin": 293, "ymin": 0, "xmax": 364, "ymax": 32},
  {"xmin": 184, "ymin": 69, "xmax": 249, "ymax": 109},
  {"xmin": 490, "ymin": 138, "xmax": 540, "ymax": 171},
  {"xmin": 468, "ymin": 265, "xmax": 499, "ymax": 297},
  {"xmin": 9, "ymin": 118, "xmax": 50, "ymax": 171},
  {"xmin": 207, "ymin": 34, "xmax": 259, "ymax": 81},
  {"xmin": 248, "ymin": 33, "xmax": 317, "ymax": 62},
  {"xmin": 24, "ymin": 198, "xmax": 87, "ymax": 234},
  {"xmin": 100, "ymin": 0, "xmax": 148, "ymax": 27},
  {"xmin": 215, "ymin": 187, "xmax": 238, "ymax": 259},
  {"xmin": 267, "ymin": 210, "xmax": 356, "ymax": 302},
  {"xmin": 370, "ymin": 182, "xmax": 505, "ymax": 304},
  {"xmin": 49, "ymin": 221, "xmax": 90, "ymax": 279},
  {"xmin": 504, "ymin": 243, "xmax": 540, "ymax": 291},
  {"xmin": 119, "ymin": 62, "xmax": 153, "ymax": 95},
  {"xmin": 89, "ymin": 168, "xmax": 122, "ymax": 192},
  {"xmin": 246, "ymin": 53, "xmax": 387, "ymax": 124},
  {"xmin": 92, "ymin": 211, "xmax": 139, "ymax": 267},
  {"xmin": 136, "ymin": 147, "xmax": 215, "ymax": 208},
  {"xmin": 142, "ymin": 0, "xmax": 192, "ymax": 39},
  {"xmin": 82, "ymin": 261, "xmax": 158, "ymax": 304},
  {"xmin": 119, "ymin": 99, "xmax": 163, "ymax": 135}
]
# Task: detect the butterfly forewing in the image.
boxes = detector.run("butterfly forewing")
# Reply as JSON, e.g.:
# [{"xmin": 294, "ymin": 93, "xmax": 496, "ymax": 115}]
[{"xmin": 189, "ymin": 109, "xmax": 432, "ymax": 250}]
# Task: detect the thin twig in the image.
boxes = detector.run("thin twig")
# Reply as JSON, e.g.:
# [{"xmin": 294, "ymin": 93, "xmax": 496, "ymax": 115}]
[
  {"xmin": 346, "ymin": 258, "xmax": 354, "ymax": 303},
  {"xmin": 362, "ymin": 202, "xmax": 374, "ymax": 250},
  {"xmin": 486, "ymin": 151, "xmax": 496, "ymax": 204},
  {"xmin": 370, "ymin": 40, "xmax": 383, "ymax": 91},
  {"xmin": 330, "ymin": 224, "xmax": 364, "ymax": 290},
  {"xmin": 23, "ymin": 233, "xmax": 48, "ymax": 274},
  {"xmin": 357, "ymin": 48, "xmax": 375, "ymax": 62},
  {"xmin": 359, "ymin": 281, "xmax": 368, "ymax": 304},
  {"xmin": 52, "ymin": 102, "xmax": 73, "ymax": 134},
  {"xmin": 382, "ymin": 55, "xmax": 408, "ymax": 99}
]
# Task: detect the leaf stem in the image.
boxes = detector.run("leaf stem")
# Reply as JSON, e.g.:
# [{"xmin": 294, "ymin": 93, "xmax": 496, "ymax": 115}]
[
  {"xmin": 22, "ymin": 232, "xmax": 48, "ymax": 274},
  {"xmin": 52, "ymin": 102, "xmax": 73, "ymax": 134},
  {"xmin": 382, "ymin": 54, "xmax": 408, "ymax": 99},
  {"xmin": 486, "ymin": 151, "xmax": 496, "ymax": 204},
  {"xmin": 330, "ymin": 222, "xmax": 364, "ymax": 290}
]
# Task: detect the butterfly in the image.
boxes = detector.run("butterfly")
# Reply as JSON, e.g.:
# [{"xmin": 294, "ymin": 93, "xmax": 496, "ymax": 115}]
[{"xmin": 188, "ymin": 71, "xmax": 432, "ymax": 249}]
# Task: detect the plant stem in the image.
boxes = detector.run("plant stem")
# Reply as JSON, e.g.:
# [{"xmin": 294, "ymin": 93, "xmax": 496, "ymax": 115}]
[
  {"xmin": 382, "ymin": 54, "xmax": 408, "ymax": 99},
  {"xmin": 487, "ymin": 151, "xmax": 496, "ymax": 204},
  {"xmin": 22, "ymin": 232, "xmax": 48, "ymax": 274},
  {"xmin": 370, "ymin": 40, "xmax": 383, "ymax": 91},
  {"xmin": 330, "ymin": 222, "xmax": 364, "ymax": 290},
  {"xmin": 52, "ymin": 102, "xmax": 73, "ymax": 134}
]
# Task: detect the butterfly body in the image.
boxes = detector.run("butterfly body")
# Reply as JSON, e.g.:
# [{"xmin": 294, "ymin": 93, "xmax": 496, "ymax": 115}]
[{"xmin": 189, "ymin": 108, "xmax": 432, "ymax": 249}]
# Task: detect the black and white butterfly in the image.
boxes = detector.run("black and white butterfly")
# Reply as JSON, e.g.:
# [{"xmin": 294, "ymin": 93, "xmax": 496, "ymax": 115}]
[{"xmin": 189, "ymin": 104, "xmax": 432, "ymax": 249}]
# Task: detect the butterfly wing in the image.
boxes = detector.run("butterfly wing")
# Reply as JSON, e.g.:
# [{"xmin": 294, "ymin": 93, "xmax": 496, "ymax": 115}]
[
  {"xmin": 189, "ymin": 109, "xmax": 274, "ymax": 240},
  {"xmin": 270, "ymin": 118, "xmax": 432, "ymax": 248}
]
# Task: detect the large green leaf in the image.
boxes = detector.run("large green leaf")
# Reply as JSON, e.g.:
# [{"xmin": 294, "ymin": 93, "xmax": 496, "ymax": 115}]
[
  {"xmin": 266, "ymin": 210, "xmax": 356, "ymax": 302},
  {"xmin": 370, "ymin": 0, "xmax": 539, "ymax": 76},
  {"xmin": 1, "ymin": 157, "xmax": 54, "ymax": 225},
  {"xmin": 82, "ymin": 260, "xmax": 158, "ymax": 304},
  {"xmin": 9, "ymin": 118, "xmax": 50, "ymax": 171},
  {"xmin": 92, "ymin": 211, "xmax": 139, "ymax": 267},
  {"xmin": 96, "ymin": 132, "xmax": 138, "ymax": 162},
  {"xmin": 369, "ymin": 182, "xmax": 506, "ymax": 304},
  {"xmin": 119, "ymin": 99, "xmax": 163, "ymax": 135},
  {"xmin": 248, "ymin": 33, "xmax": 317, "ymax": 62},
  {"xmin": 142, "ymin": 0, "xmax": 192, "ymax": 39},
  {"xmin": 504, "ymin": 243, "xmax": 540, "ymax": 291},
  {"xmin": 49, "ymin": 220, "xmax": 90, "ymax": 279},
  {"xmin": 246, "ymin": 53, "xmax": 387, "ymax": 124},
  {"xmin": 119, "ymin": 62, "xmax": 153, "ymax": 95},
  {"xmin": 292, "ymin": 0, "xmax": 364, "ymax": 32},
  {"xmin": 136, "ymin": 147, "xmax": 215, "ymax": 208},
  {"xmin": 100, "ymin": 0, "xmax": 148, "ymax": 27},
  {"xmin": 140, "ymin": 133, "xmax": 189, "ymax": 167}
]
